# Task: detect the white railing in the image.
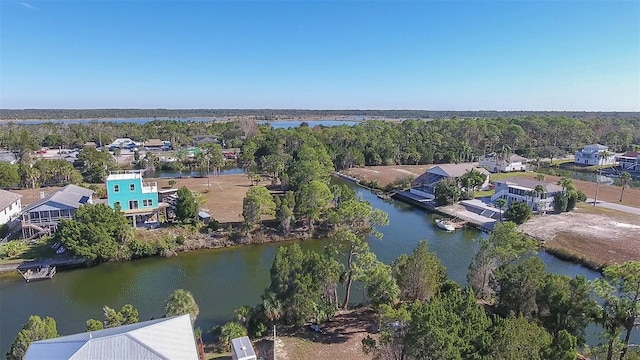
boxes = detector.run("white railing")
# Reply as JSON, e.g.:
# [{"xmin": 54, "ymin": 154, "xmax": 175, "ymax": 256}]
[{"xmin": 142, "ymin": 182, "xmax": 158, "ymax": 194}]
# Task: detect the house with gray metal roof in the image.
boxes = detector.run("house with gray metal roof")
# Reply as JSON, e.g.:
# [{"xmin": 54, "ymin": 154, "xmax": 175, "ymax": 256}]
[
  {"xmin": 21, "ymin": 184, "xmax": 94, "ymax": 239},
  {"xmin": 0, "ymin": 189, "xmax": 22, "ymax": 227},
  {"xmin": 491, "ymin": 177, "xmax": 565, "ymax": 213},
  {"xmin": 24, "ymin": 314, "xmax": 199, "ymax": 360},
  {"xmin": 410, "ymin": 163, "xmax": 490, "ymax": 200}
]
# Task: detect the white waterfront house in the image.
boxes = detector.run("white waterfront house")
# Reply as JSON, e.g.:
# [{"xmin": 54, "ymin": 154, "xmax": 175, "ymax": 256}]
[
  {"xmin": 479, "ymin": 153, "xmax": 528, "ymax": 173},
  {"xmin": 410, "ymin": 163, "xmax": 490, "ymax": 200},
  {"xmin": 0, "ymin": 190, "xmax": 22, "ymax": 227},
  {"xmin": 491, "ymin": 177, "xmax": 565, "ymax": 213},
  {"xmin": 574, "ymin": 144, "xmax": 617, "ymax": 166},
  {"xmin": 616, "ymin": 151, "xmax": 640, "ymax": 171},
  {"xmin": 108, "ymin": 138, "xmax": 139, "ymax": 150}
]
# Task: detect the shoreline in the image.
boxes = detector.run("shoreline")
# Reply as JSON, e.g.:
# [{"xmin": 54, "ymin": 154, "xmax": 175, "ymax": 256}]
[{"xmin": 0, "ymin": 226, "xmax": 319, "ymax": 275}]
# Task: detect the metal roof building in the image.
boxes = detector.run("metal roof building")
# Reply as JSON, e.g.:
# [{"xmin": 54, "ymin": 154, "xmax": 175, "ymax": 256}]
[
  {"xmin": 24, "ymin": 315, "xmax": 199, "ymax": 360},
  {"xmin": 231, "ymin": 336, "xmax": 257, "ymax": 360}
]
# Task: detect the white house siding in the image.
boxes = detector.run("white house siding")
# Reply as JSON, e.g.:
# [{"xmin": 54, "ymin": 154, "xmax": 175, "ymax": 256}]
[
  {"xmin": 492, "ymin": 179, "xmax": 564, "ymax": 213},
  {"xmin": 0, "ymin": 199, "xmax": 22, "ymax": 226},
  {"xmin": 574, "ymin": 144, "xmax": 617, "ymax": 166}
]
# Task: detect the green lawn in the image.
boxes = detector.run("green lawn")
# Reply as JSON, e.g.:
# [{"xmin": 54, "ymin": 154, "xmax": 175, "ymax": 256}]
[
  {"xmin": 473, "ymin": 190, "xmax": 494, "ymax": 198},
  {"xmin": 0, "ymin": 237, "xmax": 57, "ymax": 264}
]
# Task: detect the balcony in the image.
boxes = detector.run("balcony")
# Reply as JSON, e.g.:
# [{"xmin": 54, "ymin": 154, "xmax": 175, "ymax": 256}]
[{"xmin": 142, "ymin": 182, "xmax": 158, "ymax": 194}]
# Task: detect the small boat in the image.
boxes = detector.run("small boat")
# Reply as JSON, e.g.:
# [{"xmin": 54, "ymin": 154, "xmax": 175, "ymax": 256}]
[{"xmin": 435, "ymin": 219, "xmax": 455, "ymax": 231}]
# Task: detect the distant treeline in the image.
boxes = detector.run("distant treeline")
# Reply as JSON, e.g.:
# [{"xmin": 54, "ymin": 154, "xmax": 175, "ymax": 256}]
[{"xmin": 1, "ymin": 108, "xmax": 639, "ymax": 120}]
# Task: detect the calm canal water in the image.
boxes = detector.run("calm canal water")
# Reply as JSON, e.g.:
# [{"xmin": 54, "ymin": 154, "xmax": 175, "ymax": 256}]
[{"xmin": 0, "ymin": 179, "xmax": 609, "ymax": 353}]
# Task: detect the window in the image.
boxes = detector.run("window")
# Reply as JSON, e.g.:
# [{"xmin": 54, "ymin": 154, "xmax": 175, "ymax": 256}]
[
  {"xmin": 143, "ymin": 199, "xmax": 153, "ymax": 207},
  {"xmin": 130, "ymin": 184, "xmax": 135, "ymax": 191},
  {"xmin": 114, "ymin": 184, "xmax": 120, "ymax": 192},
  {"xmin": 129, "ymin": 200, "xmax": 139, "ymax": 209}
]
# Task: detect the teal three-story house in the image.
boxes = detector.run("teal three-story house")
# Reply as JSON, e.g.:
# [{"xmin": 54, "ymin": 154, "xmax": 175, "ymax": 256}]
[{"xmin": 106, "ymin": 171, "xmax": 159, "ymax": 227}]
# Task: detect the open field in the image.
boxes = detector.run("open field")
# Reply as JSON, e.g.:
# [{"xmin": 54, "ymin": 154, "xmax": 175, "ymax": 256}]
[
  {"xmin": 341, "ymin": 165, "xmax": 431, "ymax": 186},
  {"xmin": 13, "ymin": 174, "xmax": 269, "ymax": 224},
  {"xmin": 520, "ymin": 204, "xmax": 640, "ymax": 268},
  {"xmin": 153, "ymin": 175, "xmax": 270, "ymax": 223}
]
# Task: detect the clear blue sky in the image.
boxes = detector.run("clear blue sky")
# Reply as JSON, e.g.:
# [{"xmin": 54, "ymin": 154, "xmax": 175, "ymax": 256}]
[{"xmin": 1, "ymin": 1, "xmax": 638, "ymax": 111}]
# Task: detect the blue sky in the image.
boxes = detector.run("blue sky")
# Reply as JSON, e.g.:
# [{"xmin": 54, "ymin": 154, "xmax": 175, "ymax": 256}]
[{"xmin": 1, "ymin": 1, "xmax": 638, "ymax": 111}]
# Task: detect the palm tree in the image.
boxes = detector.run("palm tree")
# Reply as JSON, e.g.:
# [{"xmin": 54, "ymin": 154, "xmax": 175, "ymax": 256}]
[
  {"xmin": 593, "ymin": 150, "xmax": 611, "ymax": 207},
  {"xmin": 496, "ymin": 198, "xmax": 507, "ymax": 222},
  {"xmin": 620, "ymin": 171, "xmax": 631, "ymax": 202},
  {"xmin": 219, "ymin": 321, "xmax": 247, "ymax": 351},
  {"xmin": 164, "ymin": 289, "xmax": 200, "ymax": 325},
  {"xmin": 113, "ymin": 148, "xmax": 121, "ymax": 165},
  {"xmin": 534, "ymin": 184, "xmax": 546, "ymax": 215},
  {"xmin": 557, "ymin": 177, "xmax": 575, "ymax": 192},
  {"xmin": 262, "ymin": 292, "xmax": 283, "ymax": 324}
]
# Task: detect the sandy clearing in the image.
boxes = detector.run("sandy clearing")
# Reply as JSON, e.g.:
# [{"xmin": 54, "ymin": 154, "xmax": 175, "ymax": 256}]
[{"xmin": 519, "ymin": 205, "xmax": 640, "ymax": 266}]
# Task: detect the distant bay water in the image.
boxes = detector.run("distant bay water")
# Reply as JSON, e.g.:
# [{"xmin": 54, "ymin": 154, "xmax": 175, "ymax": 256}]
[{"xmin": 1, "ymin": 118, "xmax": 361, "ymax": 127}]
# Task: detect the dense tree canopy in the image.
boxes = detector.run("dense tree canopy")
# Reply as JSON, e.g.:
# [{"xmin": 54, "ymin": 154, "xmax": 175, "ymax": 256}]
[
  {"xmin": 175, "ymin": 186, "xmax": 198, "ymax": 223},
  {"xmin": 6, "ymin": 315, "xmax": 58, "ymax": 360},
  {"xmin": 55, "ymin": 203, "xmax": 131, "ymax": 264}
]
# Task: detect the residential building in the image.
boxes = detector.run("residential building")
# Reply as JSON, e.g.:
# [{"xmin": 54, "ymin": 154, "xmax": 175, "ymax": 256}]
[
  {"xmin": 106, "ymin": 170, "xmax": 160, "ymax": 227},
  {"xmin": 231, "ymin": 336, "xmax": 257, "ymax": 360},
  {"xmin": 193, "ymin": 135, "xmax": 219, "ymax": 145},
  {"xmin": 0, "ymin": 190, "xmax": 22, "ymax": 227},
  {"xmin": 574, "ymin": 144, "xmax": 617, "ymax": 166},
  {"xmin": 410, "ymin": 163, "xmax": 490, "ymax": 200},
  {"xmin": 479, "ymin": 153, "xmax": 528, "ymax": 173},
  {"xmin": 0, "ymin": 151, "xmax": 18, "ymax": 164},
  {"xmin": 108, "ymin": 138, "xmax": 138, "ymax": 150},
  {"xmin": 616, "ymin": 152, "xmax": 640, "ymax": 171},
  {"xmin": 24, "ymin": 314, "xmax": 199, "ymax": 360},
  {"xmin": 491, "ymin": 177, "xmax": 565, "ymax": 213},
  {"xmin": 21, "ymin": 184, "xmax": 94, "ymax": 238},
  {"xmin": 144, "ymin": 138, "xmax": 169, "ymax": 151}
]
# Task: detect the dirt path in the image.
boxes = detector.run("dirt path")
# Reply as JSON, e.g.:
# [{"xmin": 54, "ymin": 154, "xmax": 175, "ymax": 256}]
[{"xmin": 251, "ymin": 308, "xmax": 376, "ymax": 360}]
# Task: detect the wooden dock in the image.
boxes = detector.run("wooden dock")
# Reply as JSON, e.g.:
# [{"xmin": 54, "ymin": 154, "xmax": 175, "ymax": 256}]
[{"xmin": 18, "ymin": 264, "xmax": 56, "ymax": 282}]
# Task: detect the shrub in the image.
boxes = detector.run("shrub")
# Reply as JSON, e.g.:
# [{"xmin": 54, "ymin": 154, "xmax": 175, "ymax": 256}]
[
  {"xmin": 567, "ymin": 192, "xmax": 578, "ymax": 211},
  {"xmin": 208, "ymin": 219, "xmax": 220, "ymax": 231},
  {"xmin": 504, "ymin": 201, "xmax": 533, "ymax": 224},
  {"xmin": 554, "ymin": 193, "xmax": 568, "ymax": 213},
  {"xmin": 175, "ymin": 235, "xmax": 186, "ymax": 245},
  {"xmin": 127, "ymin": 238, "xmax": 157, "ymax": 259},
  {"xmin": 0, "ymin": 241, "xmax": 27, "ymax": 259},
  {"xmin": 576, "ymin": 190, "xmax": 587, "ymax": 202},
  {"xmin": 0, "ymin": 224, "xmax": 10, "ymax": 238}
]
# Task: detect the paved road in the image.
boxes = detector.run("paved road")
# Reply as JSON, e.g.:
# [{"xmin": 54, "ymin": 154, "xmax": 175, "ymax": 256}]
[{"xmin": 586, "ymin": 198, "xmax": 640, "ymax": 216}]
